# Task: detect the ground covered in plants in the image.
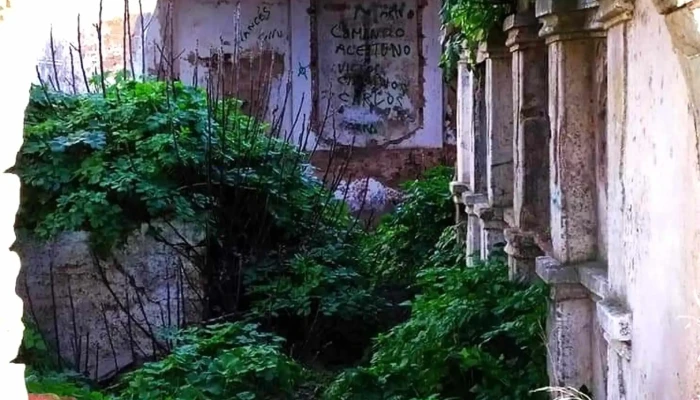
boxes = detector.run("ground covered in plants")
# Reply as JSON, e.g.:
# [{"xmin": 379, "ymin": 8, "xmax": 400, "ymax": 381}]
[{"xmin": 13, "ymin": 77, "xmax": 549, "ymax": 400}]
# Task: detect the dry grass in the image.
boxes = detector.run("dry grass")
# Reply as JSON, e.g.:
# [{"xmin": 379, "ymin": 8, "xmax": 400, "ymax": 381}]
[{"xmin": 531, "ymin": 386, "xmax": 592, "ymax": 400}]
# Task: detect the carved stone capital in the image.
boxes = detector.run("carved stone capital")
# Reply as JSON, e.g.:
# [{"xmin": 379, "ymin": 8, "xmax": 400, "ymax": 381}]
[
  {"xmin": 474, "ymin": 204, "xmax": 504, "ymax": 222},
  {"xmin": 596, "ymin": 0, "xmax": 634, "ymax": 29},
  {"xmin": 477, "ymin": 28, "xmax": 511, "ymax": 62},
  {"xmin": 449, "ymin": 181, "xmax": 470, "ymax": 197},
  {"xmin": 503, "ymin": 11, "xmax": 545, "ymax": 51},
  {"xmin": 536, "ymin": 0, "xmax": 605, "ymax": 42},
  {"xmin": 504, "ymin": 228, "xmax": 543, "ymax": 258}
]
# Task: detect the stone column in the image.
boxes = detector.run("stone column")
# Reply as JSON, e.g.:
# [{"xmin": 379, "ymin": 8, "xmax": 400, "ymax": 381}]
[
  {"xmin": 535, "ymin": 0, "xmax": 606, "ymax": 391},
  {"xmin": 451, "ymin": 52, "xmax": 472, "ymax": 251},
  {"xmin": 480, "ymin": 31, "xmax": 514, "ymax": 210},
  {"xmin": 503, "ymin": 11, "xmax": 549, "ymax": 281},
  {"xmin": 597, "ymin": 1, "xmax": 634, "ymax": 398},
  {"xmin": 469, "ymin": 31, "xmax": 513, "ymax": 260},
  {"xmin": 538, "ymin": 1, "xmax": 606, "ymax": 264},
  {"xmin": 453, "ymin": 53, "xmax": 473, "ymax": 189},
  {"xmin": 462, "ymin": 62, "xmax": 489, "ymax": 266}
]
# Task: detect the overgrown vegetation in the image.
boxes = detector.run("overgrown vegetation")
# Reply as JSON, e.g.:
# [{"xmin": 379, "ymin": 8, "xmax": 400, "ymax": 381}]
[
  {"xmin": 439, "ymin": 0, "xmax": 515, "ymax": 78},
  {"xmin": 16, "ymin": 78, "xmax": 547, "ymax": 399}
]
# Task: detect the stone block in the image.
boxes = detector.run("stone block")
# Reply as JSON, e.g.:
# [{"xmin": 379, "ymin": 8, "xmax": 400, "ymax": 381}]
[{"xmin": 597, "ymin": 299, "xmax": 632, "ymax": 342}]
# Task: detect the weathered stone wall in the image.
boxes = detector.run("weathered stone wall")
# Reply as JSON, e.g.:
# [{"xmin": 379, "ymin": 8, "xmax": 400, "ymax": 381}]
[
  {"xmin": 15, "ymin": 223, "xmax": 204, "ymax": 381},
  {"xmin": 453, "ymin": 0, "xmax": 700, "ymax": 397},
  {"xmin": 618, "ymin": 0, "xmax": 700, "ymax": 396},
  {"xmin": 37, "ymin": 0, "xmax": 456, "ymax": 217}
]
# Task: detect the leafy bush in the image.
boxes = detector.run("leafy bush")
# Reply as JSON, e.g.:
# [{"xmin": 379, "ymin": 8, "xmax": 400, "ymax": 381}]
[
  {"xmin": 115, "ymin": 322, "xmax": 305, "ymax": 400},
  {"xmin": 15, "ymin": 79, "xmax": 365, "ymax": 319},
  {"xmin": 25, "ymin": 370, "xmax": 108, "ymax": 400},
  {"xmin": 360, "ymin": 166, "xmax": 454, "ymax": 285},
  {"xmin": 440, "ymin": 0, "xmax": 514, "ymax": 78},
  {"xmin": 325, "ymin": 237, "xmax": 549, "ymax": 400}
]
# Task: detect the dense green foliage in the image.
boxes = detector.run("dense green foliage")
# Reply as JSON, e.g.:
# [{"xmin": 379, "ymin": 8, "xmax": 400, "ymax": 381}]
[
  {"xmin": 360, "ymin": 166, "xmax": 454, "ymax": 286},
  {"xmin": 18, "ymin": 80, "xmax": 547, "ymax": 399},
  {"xmin": 439, "ymin": 0, "xmax": 514, "ymax": 78},
  {"xmin": 116, "ymin": 323, "xmax": 305, "ymax": 400},
  {"xmin": 325, "ymin": 244, "xmax": 549, "ymax": 400}
]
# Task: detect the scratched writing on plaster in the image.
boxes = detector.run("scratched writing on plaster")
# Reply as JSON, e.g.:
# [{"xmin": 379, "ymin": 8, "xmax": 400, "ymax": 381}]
[
  {"xmin": 240, "ymin": 5, "xmax": 272, "ymax": 42},
  {"xmin": 327, "ymin": 1, "xmax": 416, "ymax": 134}
]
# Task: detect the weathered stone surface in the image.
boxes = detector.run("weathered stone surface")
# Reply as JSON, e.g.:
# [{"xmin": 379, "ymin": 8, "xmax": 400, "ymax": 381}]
[
  {"xmin": 505, "ymin": 11, "xmax": 550, "ymax": 234},
  {"xmin": 16, "ymin": 223, "xmax": 204, "ymax": 381},
  {"xmin": 480, "ymin": 32, "xmax": 514, "ymax": 209},
  {"xmin": 540, "ymin": 4, "xmax": 606, "ymax": 264},
  {"xmin": 546, "ymin": 284, "xmax": 594, "ymax": 389},
  {"xmin": 465, "ymin": 206, "xmax": 482, "ymax": 266}
]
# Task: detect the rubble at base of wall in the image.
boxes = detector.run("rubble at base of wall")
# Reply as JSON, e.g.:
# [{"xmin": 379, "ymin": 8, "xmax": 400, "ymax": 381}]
[{"xmin": 15, "ymin": 222, "xmax": 204, "ymax": 381}]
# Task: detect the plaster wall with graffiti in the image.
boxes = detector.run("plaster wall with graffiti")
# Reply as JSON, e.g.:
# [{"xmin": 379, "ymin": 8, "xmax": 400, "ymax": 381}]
[{"xmin": 37, "ymin": 0, "xmax": 456, "ymax": 215}]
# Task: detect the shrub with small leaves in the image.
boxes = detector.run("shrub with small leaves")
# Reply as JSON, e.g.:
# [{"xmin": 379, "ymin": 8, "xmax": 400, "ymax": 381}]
[
  {"xmin": 116, "ymin": 322, "xmax": 305, "ymax": 400},
  {"xmin": 325, "ymin": 237, "xmax": 549, "ymax": 400}
]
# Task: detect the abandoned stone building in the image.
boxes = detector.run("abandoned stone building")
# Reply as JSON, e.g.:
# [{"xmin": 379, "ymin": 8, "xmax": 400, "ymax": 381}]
[
  {"xmin": 37, "ymin": 0, "xmax": 457, "ymax": 215},
  {"xmin": 13, "ymin": 0, "xmax": 457, "ymax": 382},
  {"xmin": 1, "ymin": 0, "xmax": 700, "ymax": 398},
  {"xmin": 451, "ymin": 0, "xmax": 700, "ymax": 398}
]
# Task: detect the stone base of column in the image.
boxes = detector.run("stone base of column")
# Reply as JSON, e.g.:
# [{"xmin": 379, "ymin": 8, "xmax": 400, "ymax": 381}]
[
  {"xmin": 536, "ymin": 256, "xmax": 595, "ymax": 393},
  {"xmin": 450, "ymin": 181, "xmax": 470, "ymax": 245},
  {"xmin": 504, "ymin": 228, "xmax": 543, "ymax": 282},
  {"xmin": 463, "ymin": 193, "xmax": 488, "ymax": 266},
  {"xmin": 474, "ymin": 204, "xmax": 507, "ymax": 260}
]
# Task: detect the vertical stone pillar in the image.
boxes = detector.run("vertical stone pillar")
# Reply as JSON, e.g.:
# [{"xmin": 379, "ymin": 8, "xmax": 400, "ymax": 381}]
[
  {"xmin": 465, "ymin": 63, "xmax": 489, "ymax": 265},
  {"xmin": 597, "ymin": 1, "xmax": 634, "ymax": 398},
  {"xmin": 535, "ymin": 0, "xmax": 605, "ymax": 392},
  {"xmin": 503, "ymin": 11, "xmax": 549, "ymax": 281},
  {"xmin": 469, "ymin": 31, "xmax": 513, "ymax": 262},
  {"xmin": 538, "ymin": 1, "xmax": 606, "ymax": 264},
  {"xmin": 451, "ymin": 52, "xmax": 473, "ymax": 252},
  {"xmin": 480, "ymin": 31, "xmax": 514, "ymax": 209},
  {"xmin": 454, "ymin": 54, "xmax": 473, "ymax": 187}
]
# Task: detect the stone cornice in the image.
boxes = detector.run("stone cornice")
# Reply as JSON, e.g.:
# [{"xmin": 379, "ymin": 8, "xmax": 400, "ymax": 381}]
[
  {"xmin": 503, "ymin": 11, "xmax": 545, "ymax": 51},
  {"xmin": 596, "ymin": 0, "xmax": 634, "ymax": 29},
  {"xmin": 536, "ymin": 0, "xmax": 605, "ymax": 42}
]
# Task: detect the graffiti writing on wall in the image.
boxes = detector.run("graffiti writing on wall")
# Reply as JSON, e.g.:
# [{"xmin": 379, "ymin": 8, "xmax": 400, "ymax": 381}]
[{"xmin": 315, "ymin": 0, "xmax": 423, "ymax": 146}]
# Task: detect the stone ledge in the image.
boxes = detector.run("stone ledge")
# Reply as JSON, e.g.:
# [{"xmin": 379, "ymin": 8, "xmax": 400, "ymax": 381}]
[
  {"xmin": 535, "ymin": 256, "xmax": 579, "ymax": 284},
  {"xmin": 473, "ymin": 204, "xmax": 504, "ymax": 221},
  {"xmin": 597, "ymin": 299, "xmax": 632, "ymax": 342},
  {"xmin": 536, "ymin": 256, "xmax": 610, "ymax": 299},
  {"xmin": 578, "ymin": 263, "xmax": 609, "ymax": 299},
  {"xmin": 462, "ymin": 192, "xmax": 488, "ymax": 206}
]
